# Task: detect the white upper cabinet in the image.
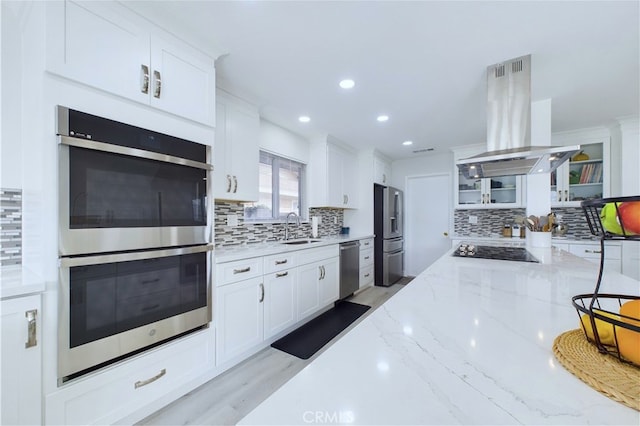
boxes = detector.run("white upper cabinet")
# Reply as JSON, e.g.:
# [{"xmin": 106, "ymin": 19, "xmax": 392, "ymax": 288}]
[
  {"xmin": 550, "ymin": 133, "xmax": 610, "ymax": 207},
  {"xmin": 453, "ymin": 144, "xmax": 524, "ymax": 209},
  {"xmin": 310, "ymin": 137, "xmax": 358, "ymax": 208},
  {"xmin": 214, "ymin": 91, "xmax": 260, "ymax": 202},
  {"xmin": 373, "ymin": 154, "xmax": 391, "ymax": 185},
  {"xmin": 46, "ymin": 1, "xmax": 217, "ymax": 126}
]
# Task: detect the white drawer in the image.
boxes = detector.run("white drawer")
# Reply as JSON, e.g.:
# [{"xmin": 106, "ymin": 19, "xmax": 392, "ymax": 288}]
[
  {"xmin": 569, "ymin": 243, "xmax": 621, "ymax": 260},
  {"xmin": 263, "ymin": 252, "xmax": 297, "ymax": 274},
  {"xmin": 360, "ymin": 238, "xmax": 374, "ymax": 249},
  {"xmin": 360, "ymin": 248, "xmax": 374, "ymax": 267},
  {"xmin": 360, "ymin": 264, "xmax": 374, "ymax": 288},
  {"xmin": 46, "ymin": 329, "xmax": 212, "ymax": 425},
  {"xmin": 216, "ymin": 257, "xmax": 263, "ymax": 286},
  {"xmin": 296, "ymin": 245, "xmax": 339, "ymax": 266}
]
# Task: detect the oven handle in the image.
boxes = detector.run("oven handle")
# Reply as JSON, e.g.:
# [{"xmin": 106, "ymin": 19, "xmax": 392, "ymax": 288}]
[
  {"xmin": 59, "ymin": 244, "xmax": 213, "ymax": 267},
  {"xmin": 58, "ymin": 135, "xmax": 213, "ymax": 171}
]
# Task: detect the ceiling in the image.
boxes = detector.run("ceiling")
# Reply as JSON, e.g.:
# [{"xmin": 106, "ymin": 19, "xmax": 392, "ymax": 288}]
[{"xmin": 124, "ymin": 1, "xmax": 639, "ymax": 160}]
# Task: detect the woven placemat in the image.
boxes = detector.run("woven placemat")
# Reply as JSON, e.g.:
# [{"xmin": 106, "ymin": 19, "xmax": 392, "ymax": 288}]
[{"xmin": 553, "ymin": 329, "xmax": 640, "ymax": 411}]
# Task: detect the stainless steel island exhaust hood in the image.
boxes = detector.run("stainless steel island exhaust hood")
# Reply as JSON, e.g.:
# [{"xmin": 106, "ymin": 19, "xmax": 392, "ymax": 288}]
[{"xmin": 457, "ymin": 55, "xmax": 580, "ymax": 179}]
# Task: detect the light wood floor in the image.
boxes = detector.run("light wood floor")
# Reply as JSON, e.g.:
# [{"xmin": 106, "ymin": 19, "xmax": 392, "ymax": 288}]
[{"xmin": 137, "ymin": 281, "xmax": 409, "ymax": 425}]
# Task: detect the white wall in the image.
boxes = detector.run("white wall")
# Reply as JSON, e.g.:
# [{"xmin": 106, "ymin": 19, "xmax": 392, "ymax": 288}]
[{"xmin": 390, "ymin": 151, "xmax": 453, "ymax": 191}]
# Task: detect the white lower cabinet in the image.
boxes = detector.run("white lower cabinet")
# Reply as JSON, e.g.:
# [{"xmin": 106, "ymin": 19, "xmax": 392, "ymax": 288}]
[
  {"xmin": 45, "ymin": 328, "xmax": 213, "ymax": 425},
  {"xmin": 215, "ymin": 244, "xmax": 341, "ymax": 368},
  {"xmin": 318, "ymin": 257, "xmax": 339, "ymax": 308},
  {"xmin": 263, "ymin": 268, "xmax": 297, "ymax": 339},
  {"xmin": 359, "ymin": 238, "xmax": 375, "ymax": 288},
  {"xmin": 553, "ymin": 241, "xmax": 622, "ymax": 273},
  {"xmin": 216, "ymin": 276, "xmax": 264, "ymax": 364},
  {"xmin": 296, "ymin": 261, "xmax": 322, "ymax": 319},
  {"xmin": 1, "ymin": 294, "xmax": 42, "ymax": 426}
]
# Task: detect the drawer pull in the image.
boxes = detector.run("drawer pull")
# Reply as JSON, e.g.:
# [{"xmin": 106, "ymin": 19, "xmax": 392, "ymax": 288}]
[
  {"xmin": 585, "ymin": 249, "xmax": 602, "ymax": 254},
  {"xmin": 233, "ymin": 266, "xmax": 251, "ymax": 274},
  {"xmin": 141, "ymin": 278, "xmax": 160, "ymax": 284},
  {"xmin": 275, "ymin": 259, "xmax": 288, "ymax": 265},
  {"xmin": 25, "ymin": 309, "xmax": 37, "ymax": 348},
  {"xmin": 134, "ymin": 368, "xmax": 166, "ymax": 389},
  {"xmin": 364, "ymin": 273, "xmax": 370, "ymax": 278},
  {"xmin": 276, "ymin": 271, "xmax": 288, "ymax": 278},
  {"xmin": 364, "ymin": 256, "xmax": 370, "ymax": 260}
]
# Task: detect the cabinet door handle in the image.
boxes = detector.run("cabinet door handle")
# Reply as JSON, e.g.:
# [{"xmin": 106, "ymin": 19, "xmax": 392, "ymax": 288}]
[
  {"xmin": 233, "ymin": 175, "xmax": 238, "ymax": 193},
  {"xmin": 140, "ymin": 64, "xmax": 149, "ymax": 94},
  {"xmin": 153, "ymin": 70, "xmax": 162, "ymax": 98},
  {"xmin": 564, "ymin": 190, "xmax": 569, "ymax": 202},
  {"xmin": 276, "ymin": 271, "xmax": 288, "ymax": 278},
  {"xmin": 382, "ymin": 173, "xmax": 386, "ymax": 183},
  {"xmin": 322, "ymin": 265, "xmax": 326, "ymax": 280},
  {"xmin": 259, "ymin": 283, "xmax": 265, "ymax": 302},
  {"xmin": 275, "ymin": 259, "xmax": 288, "ymax": 265},
  {"xmin": 233, "ymin": 266, "xmax": 251, "ymax": 274},
  {"xmin": 25, "ymin": 309, "xmax": 37, "ymax": 349},
  {"xmin": 226, "ymin": 175, "xmax": 232, "ymax": 192},
  {"xmin": 318, "ymin": 265, "xmax": 323, "ymax": 280},
  {"xmin": 134, "ymin": 368, "xmax": 166, "ymax": 389}
]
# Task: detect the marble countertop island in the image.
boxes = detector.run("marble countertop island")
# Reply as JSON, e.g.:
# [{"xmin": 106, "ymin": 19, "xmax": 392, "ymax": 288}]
[{"xmin": 240, "ymin": 246, "xmax": 640, "ymax": 425}]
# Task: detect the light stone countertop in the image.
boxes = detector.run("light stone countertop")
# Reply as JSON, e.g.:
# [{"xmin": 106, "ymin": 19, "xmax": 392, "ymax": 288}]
[
  {"xmin": 0, "ymin": 265, "xmax": 46, "ymax": 299},
  {"xmin": 214, "ymin": 234, "xmax": 375, "ymax": 263},
  {"xmin": 239, "ymin": 246, "xmax": 640, "ymax": 425}
]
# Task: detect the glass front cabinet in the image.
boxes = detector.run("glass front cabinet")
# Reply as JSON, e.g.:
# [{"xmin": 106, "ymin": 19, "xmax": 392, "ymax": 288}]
[
  {"xmin": 453, "ymin": 144, "xmax": 524, "ymax": 209},
  {"xmin": 550, "ymin": 137, "xmax": 609, "ymax": 207}
]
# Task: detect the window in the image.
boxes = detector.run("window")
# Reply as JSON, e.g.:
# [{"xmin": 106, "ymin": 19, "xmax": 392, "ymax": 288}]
[{"xmin": 244, "ymin": 151, "xmax": 306, "ymax": 221}]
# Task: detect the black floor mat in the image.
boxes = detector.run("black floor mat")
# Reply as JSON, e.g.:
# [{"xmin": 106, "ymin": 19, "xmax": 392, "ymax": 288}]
[{"xmin": 271, "ymin": 301, "xmax": 371, "ymax": 359}]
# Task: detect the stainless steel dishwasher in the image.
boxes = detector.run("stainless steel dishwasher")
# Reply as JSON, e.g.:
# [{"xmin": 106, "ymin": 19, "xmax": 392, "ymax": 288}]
[{"xmin": 339, "ymin": 240, "xmax": 360, "ymax": 299}]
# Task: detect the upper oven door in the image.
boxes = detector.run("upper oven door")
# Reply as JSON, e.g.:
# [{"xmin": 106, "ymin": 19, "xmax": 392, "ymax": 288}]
[{"xmin": 59, "ymin": 136, "xmax": 212, "ymax": 255}]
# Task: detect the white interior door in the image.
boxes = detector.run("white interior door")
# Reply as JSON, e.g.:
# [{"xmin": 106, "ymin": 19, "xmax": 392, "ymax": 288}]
[{"xmin": 405, "ymin": 174, "xmax": 451, "ymax": 276}]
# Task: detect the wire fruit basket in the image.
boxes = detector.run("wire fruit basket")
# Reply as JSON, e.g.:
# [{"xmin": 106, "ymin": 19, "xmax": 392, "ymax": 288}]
[{"xmin": 572, "ymin": 196, "xmax": 640, "ymax": 366}]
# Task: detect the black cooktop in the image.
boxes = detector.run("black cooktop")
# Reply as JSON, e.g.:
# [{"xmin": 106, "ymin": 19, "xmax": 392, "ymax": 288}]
[{"xmin": 452, "ymin": 244, "xmax": 539, "ymax": 263}]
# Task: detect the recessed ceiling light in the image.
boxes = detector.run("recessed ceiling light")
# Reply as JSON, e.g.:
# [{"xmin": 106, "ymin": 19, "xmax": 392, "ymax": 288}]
[
  {"xmin": 470, "ymin": 165, "xmax": 476, "ymax": 169},
  {"xmin": 377, "ymin": 115, "xmax": 389, "ymax": 122},
  {"xmin": 339, "ymin": 79, "xmax": 355, "ymax": 89},
  {"xmin": 402, "ymin": 141, "xmax": 413, "ymax": 146},
  {"xmin": 298, "ymin": 116, "xmax": 310, "ymax": 123}
]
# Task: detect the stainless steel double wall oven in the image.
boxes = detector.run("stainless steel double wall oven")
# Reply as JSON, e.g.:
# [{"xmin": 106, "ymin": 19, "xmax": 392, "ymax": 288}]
[{"xmin": 57, "ymin": 106, "xmax": 213, "ymax": 382}]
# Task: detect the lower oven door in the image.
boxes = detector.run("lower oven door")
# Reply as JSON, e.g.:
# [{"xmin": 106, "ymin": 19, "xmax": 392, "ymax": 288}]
[{"xmin": 58, "ymin": 244, "xmax": 213, "ymax": 382}]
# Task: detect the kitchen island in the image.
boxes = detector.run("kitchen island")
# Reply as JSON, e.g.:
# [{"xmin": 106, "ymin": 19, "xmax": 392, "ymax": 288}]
[{"xmin": 239, "ymin": 245, "xmax": 640, "ymax": 425}]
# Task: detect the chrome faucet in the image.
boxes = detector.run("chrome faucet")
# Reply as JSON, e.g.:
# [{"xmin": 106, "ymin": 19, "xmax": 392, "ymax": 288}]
[{"xmin": 284, "ymin": 212, "xmax": 300, "ymax": 240}]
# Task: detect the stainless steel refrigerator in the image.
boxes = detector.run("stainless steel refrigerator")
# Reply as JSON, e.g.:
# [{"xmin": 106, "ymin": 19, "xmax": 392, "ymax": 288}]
[{"xmin": 374, "ymin": 184, "xmax": 404, "ymax": 286}]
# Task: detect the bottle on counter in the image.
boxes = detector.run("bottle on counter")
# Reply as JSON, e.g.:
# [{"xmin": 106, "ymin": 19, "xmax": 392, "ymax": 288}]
[{"xmin": 503, "ymin": 224, "xmax": 513, "ymax": 237}]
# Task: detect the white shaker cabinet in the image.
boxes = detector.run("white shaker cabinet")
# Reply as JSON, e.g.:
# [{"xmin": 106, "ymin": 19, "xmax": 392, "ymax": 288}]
[
  {"xmin": 1, "ymin": 294, "xmax": 42, "ymax": 426},
  {"xmin": 310, "ymin": 137, "xmax": 358, "ymax": 208},
  {"xmin": 216, "ymin": 276, "xmax": 264, "ymax": 365},
  {"xmin": 373, "ymin": 154, "xmax": 391, "ymax": 186},
  {"xmin": 263, "ymin": 268, "xmax": 297, "ymax": 340},
  {"xmin": 214, "ymin": 92, "xmax": 260, "ymax": 202},
  {"xmin": 296, "ymin": 261, "xmax": 322, "ymax": 320},
  {"xmin": 46, "ymin": 1, "xmax": 217, "ymax": 126},
  {"xmin": 359, "ymin": 238, "xmax": 375, "ymax": 288},
  {"xmin": 318, "ymin": 257, "xmax": 339, "ymax": 307}
]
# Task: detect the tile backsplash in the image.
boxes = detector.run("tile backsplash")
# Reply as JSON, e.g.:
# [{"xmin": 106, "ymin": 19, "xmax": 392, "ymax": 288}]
[
  {"xmin": 1, "ymin": 188, "xmax": 22, "ymax": 266},
  {"xmin": 214, "ymin": 201, "xmax": 344, "ymax": 247},
  {"xmin": 454, "ymin": 207, "xmax": 594, "ymax": 240}
]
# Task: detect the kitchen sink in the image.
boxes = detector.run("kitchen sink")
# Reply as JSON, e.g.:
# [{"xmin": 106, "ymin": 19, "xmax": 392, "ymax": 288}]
[{"xmin": 281, "ymin": 239, "xmax": 322, "ymax": 245}]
